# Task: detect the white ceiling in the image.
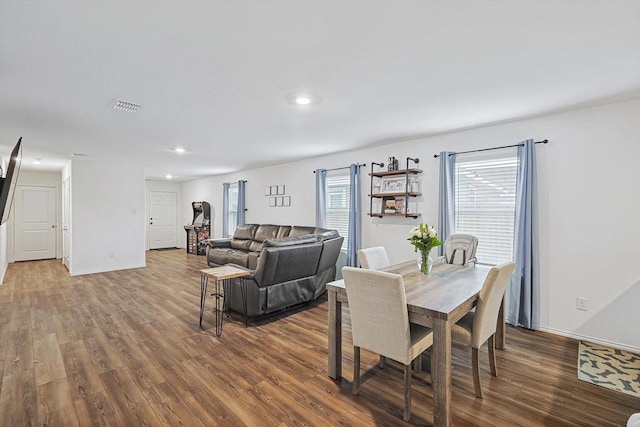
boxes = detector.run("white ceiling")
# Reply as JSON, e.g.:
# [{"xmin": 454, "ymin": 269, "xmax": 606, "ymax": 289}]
[{"xmin": 1, "ymin": 1, "xmax": 639, "ymax": 181}]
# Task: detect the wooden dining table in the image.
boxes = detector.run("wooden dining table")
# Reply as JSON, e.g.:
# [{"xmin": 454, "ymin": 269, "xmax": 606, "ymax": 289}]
[{"xmin": 327, "ymin": 261, "xmax": 505, "ymax": 427}]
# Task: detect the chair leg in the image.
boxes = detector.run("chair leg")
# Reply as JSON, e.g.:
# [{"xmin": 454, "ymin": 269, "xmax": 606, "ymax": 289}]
[
  {"xmin": 488, "ymin": 334, "xmax": 498, "ymax": 376},
  {"xmin": 472, "ymin": 347, "xmax": 483, "ymax": 399},
  {"xmin": 412, "ymin": 354, "xmax": 422, "ymax": 372},
  {"xmin": 403, "ymin": 363, "xmax": 412, "ymax": 422},
  {"xmin": 353, "ymin": 346, "xmax": 360, "ymax": 395}
]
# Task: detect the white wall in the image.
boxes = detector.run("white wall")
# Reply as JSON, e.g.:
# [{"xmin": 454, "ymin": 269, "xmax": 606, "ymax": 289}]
[
  {"xmin": 182, "ymin": 98, "xmax": 640, "ymax": 351},
  {"xmin": 70, "ymin": 160, "xmax": 146, "ymax": 275}
]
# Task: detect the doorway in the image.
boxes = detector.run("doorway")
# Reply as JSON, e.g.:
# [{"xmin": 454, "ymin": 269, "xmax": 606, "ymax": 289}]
[
  {"xmin": 148, "ymin": 191, "xmax": 177, "ymax": 249},
  {"xmin": 13, "ymin": 185, "xmax": 57, "ymax": 261}
]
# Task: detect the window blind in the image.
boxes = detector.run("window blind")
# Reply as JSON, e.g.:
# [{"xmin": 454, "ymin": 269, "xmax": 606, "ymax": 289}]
[
  {"xmin": 454, "ymin": 151, "xmax": 518, "ymax": 265},
  {"xmin": 325, "ymin": 173, "xmax": 350, "ymax": 251},
  {"xmin": 227, "ymin": 184, "xmax": 239, "ymax": 236}
]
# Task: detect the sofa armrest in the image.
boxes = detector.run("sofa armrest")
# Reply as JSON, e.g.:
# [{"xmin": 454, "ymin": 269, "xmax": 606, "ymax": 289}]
[{"xmin": 206, "ymin": 238, "xmax": 232, "ymax": 248}]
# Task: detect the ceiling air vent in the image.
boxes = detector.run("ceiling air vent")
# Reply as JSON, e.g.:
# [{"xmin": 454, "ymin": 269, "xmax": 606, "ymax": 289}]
[{"xmin": 113, "ymin": 99, "xmax": 141, "ymax": 113}]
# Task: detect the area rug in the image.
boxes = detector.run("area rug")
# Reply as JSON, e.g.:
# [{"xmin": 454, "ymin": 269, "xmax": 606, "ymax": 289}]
[{"xmin": 578, "ymin": 340, "xmax": 640, "ymax": 398}]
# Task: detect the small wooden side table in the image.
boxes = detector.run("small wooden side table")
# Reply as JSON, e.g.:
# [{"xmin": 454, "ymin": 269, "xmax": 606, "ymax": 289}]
[{"xmin": 199, "ymin": 265, "xmax": 250, "ymax": 336}]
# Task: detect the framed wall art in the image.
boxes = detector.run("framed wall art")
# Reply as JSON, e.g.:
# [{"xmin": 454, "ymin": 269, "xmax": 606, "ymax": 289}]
[{"xmin": 380, "ymin": 176, "xmax": 406, "ymax": 194}]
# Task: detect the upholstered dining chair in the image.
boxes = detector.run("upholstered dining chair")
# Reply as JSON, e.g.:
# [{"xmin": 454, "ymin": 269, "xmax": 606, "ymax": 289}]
[
  {"xmin": 451, "ymin": 261, "xmax": 516, "ymax": 398},
  {"xmin": 436, "ymin": 233, "xmax": 479, "ymax": 266},
  {"xmin": 342, "ymin": 266, "xmax": 433, "ymax": 421},
  {"xmin": 357, "ymin": 246, "xmax": 390, "ymax": 270}
]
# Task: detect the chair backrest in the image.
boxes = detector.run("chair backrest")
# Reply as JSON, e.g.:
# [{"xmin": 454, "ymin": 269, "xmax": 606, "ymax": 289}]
[
  {"xmin": 342, "ymin": 266, "xmax": 412, "ymax": 364},
  {"xmin": 472, "ymin": 262, "xmax": 516, "ymax": 347},
  {"xmin": 443, "ymin": 234, "xmax": 479, "ymax": 266},
  {"xmin": 357, "ymin": 246, "xmax": 390, "ymax": 270}
]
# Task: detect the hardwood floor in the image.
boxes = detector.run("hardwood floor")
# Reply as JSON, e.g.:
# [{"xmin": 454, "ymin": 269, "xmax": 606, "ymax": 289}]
[{"xmin": 0, "ymin": 249, "xmax": 637, "ymax": 426}]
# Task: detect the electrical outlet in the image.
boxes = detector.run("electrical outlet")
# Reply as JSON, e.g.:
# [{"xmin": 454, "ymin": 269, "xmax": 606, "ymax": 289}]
[{"xmin": 576, "ymin": 297, "xmax": 588, "ymax": 311}]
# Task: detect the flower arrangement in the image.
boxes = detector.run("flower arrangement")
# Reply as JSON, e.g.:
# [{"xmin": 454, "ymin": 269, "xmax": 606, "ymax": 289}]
[{"xmin": 408, "ymin": 223, "xmax": 443, "ymax": 274}]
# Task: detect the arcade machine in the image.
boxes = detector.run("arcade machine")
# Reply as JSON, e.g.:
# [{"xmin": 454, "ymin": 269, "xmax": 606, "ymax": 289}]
[{"xmin": 184, "ymin": 201, "xmax": 211, "ymax": 255}]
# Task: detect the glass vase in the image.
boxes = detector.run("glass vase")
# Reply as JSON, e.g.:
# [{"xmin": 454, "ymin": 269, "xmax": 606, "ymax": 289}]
[{"xmin": 418, "ymin": 251, "xmax": 433, "ymax": 275}]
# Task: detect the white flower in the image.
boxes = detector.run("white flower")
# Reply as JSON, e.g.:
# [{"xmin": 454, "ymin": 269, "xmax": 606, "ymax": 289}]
[
  {"xmin": 410, "ymin": 227, "xmax": 421, "ymax": 238},
  {"xmin": 427, "ymin": 227, "xmax": 436, "ymax": 238}
]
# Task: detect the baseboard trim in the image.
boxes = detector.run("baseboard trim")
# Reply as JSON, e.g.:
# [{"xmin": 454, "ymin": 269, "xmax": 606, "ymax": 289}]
[{"xmin": 540, "ymin": 326, "xmax": 640, "ymax": 353}]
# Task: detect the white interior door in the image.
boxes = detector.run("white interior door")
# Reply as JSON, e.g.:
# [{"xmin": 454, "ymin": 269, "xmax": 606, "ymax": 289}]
[
  {"xmin": 149, "ymin": 191, "xmax": 177, "ymax": 249},
  {"xmin": 62, "ymin": 177, "xmax": 70, "ymax": 270},
  {"xmin": 14, "ymin": 185, "xmax": 57, "ymax": 261}
]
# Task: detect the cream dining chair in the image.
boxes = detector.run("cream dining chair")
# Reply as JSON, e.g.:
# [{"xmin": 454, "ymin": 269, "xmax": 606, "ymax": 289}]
[
  {"xmin": 342, "ymin": 266, "xmax": 433, "ymax": 421},
  {"xmin": 451, "ymin": 261, "xmax": 516, "ymax": 398},
  {"xmin": 357, "ymin": 246, "xmax": 390, "ymax": 270}
]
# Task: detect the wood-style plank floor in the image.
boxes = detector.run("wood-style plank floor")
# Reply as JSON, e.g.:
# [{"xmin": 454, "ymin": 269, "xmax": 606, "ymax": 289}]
[{"xmin": 0, "ymin": 249, "xmax": 637, "ymax": 426}]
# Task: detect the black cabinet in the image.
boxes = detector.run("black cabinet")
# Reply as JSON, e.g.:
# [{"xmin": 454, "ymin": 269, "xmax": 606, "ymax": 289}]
[{"xmin": 184, "ymin": 201, "xmax": 210, "ymax": 255}]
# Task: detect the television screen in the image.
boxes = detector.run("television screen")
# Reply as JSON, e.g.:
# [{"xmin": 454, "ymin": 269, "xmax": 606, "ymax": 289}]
[{"xmin": 0, "ymin": 137, "xmax": 22, "ymax": 225}]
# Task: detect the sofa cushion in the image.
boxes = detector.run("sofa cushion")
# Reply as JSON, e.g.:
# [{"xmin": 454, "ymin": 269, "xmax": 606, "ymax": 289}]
[
  {"xmin": 233, "ymin": 224, "xmax": 258, "ymax": 240},
  {"xmin": 255, "ymin": 224, "xmax": 281, "ymax": 241},
  {"xmin": 227, "ymin": 250, "xmax": 250, "ymax": 268},
  {"xmin": 208, "ymin": 248, "xmax": 232, "ymax": 265},
  {"xmin": 277, "ymin": 226, "xmax": 292, "ymax": 238},
  {"xmin": 230, "ymin": 239, "xmax": 253, "ymax": 251}
]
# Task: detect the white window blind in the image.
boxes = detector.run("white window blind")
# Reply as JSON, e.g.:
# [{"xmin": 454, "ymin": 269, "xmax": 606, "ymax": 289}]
[
  {"xmin": 454, "ymin": 150, "xmax": 518, "ymax": 265},
  {"xmin": 227, "ymin": 183, "xmax": 239, "ymax": 237},
  {"xmin": 325, "ymin": 173, "xmax": 350, "ymax": 251}
]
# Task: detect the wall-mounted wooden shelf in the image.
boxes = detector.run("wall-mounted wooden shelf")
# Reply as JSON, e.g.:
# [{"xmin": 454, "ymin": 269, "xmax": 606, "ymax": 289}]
[{"xmin": 368, "ymin": 159, "xmax": 422, "ymax": 218}]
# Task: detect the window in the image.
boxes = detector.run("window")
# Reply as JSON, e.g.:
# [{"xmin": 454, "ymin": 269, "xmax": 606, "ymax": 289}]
[
  {"xmin": 454, "ymin": 150, "xmax": 518, "ymax": 265},
  {"xmin": 223, "ymin": 182, "xmax": 239, "ymax": 237},
  {"xmin": 325, "ymin": 172, "xmax": 350, "ymax": 251}
]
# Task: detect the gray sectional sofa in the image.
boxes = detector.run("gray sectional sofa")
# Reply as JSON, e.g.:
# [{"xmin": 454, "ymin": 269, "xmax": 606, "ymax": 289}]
[{"xmin": 205, "ymin": 224, "xmax": 343, "ymax": 318}]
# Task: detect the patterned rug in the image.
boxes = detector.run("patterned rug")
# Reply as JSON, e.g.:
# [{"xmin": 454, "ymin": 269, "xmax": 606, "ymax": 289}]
[{"xmin": 578, "ymin": 341, "xmax": 640, "ymax": 398}]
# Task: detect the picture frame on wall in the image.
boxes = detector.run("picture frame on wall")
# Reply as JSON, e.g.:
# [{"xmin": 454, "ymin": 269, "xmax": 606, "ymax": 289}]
[
  {"xmin": 265, "ymin": 186, "xmax": 272, "ymax": 196},
  {"xmin": 270, "ymin": 185, "xmax": 278, "ymax": 195},
  {"xmin": 283, "ymin": 196, "xmax": 291, "ymax": 206},
  {"xmin": 277, "ymin": 185, "xmax": 285, "ymax": 195},
  {"xmin": 380, "ymin": 176, "xmax": 406, "ymax": 193},
  {"xmin": 269, "ymin": 197, "xmax": 276, "ymax": 207},
  {"xmin": 276, "ymin": 196, "xmax": 283, "ymax": 206}
]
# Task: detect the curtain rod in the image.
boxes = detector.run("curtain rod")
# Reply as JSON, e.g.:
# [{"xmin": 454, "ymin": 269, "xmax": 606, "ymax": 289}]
[
  {"xmin": 313, "ymin": 163, "xmax": 366, "ymax": 173},
  {"xmin": 433, "ymin": 139, "xmax": 548, "ymax": 158}
]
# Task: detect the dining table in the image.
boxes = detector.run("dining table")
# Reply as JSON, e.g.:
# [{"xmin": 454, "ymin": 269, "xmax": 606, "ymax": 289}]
[{"xmin": 327, "ymin": 261, "xmax": 505, "ymax": 427}]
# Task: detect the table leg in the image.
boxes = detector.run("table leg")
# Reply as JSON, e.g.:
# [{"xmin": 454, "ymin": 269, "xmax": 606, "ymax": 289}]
[
  {"xmin": 328, "ymin": 289, "xmax": 342, "ymax": 379},
  {"xmin": 215, "ymin": 278, "xmax": 224, "ymax": 336},
  {"xmin": 199, "ymin": 273, "xmax": 208, "ymax": 329},
  {"xmin": 432, "ymin": 318, "xmax": 452, "ymax": 427}
]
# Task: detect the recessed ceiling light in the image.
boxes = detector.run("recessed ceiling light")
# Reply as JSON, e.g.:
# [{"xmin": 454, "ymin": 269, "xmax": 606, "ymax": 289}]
[
  {"xmin": 33, "ymin": 158, "xmax": 42, "ymax": 165},
  {"xmin": 295, "ymin": 96, "xmax": 312, "ymax": 105},
  {"xmin": 166, "ymin": 174, "xmax": 172, "ymax": 179},
  {"xmin": 174, "ymin": 147, "xmax": 186, "ymax": 153},
  {"xmin": 287, "ymin": 92, "xmax": 319, "ymax": 106}
]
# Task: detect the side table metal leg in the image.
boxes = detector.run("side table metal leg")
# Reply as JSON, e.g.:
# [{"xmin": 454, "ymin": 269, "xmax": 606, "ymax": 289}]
[
  {"xmin": 199, "ymin": 273, "xmax": 208, "ymax": 329},
  {"xmin": 215, "ymin": 278, "xmax": 224, "ymax": 336},
  {"xmin": 240, "ymin": 278, "xmax": 248, "ymax": 328}
]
